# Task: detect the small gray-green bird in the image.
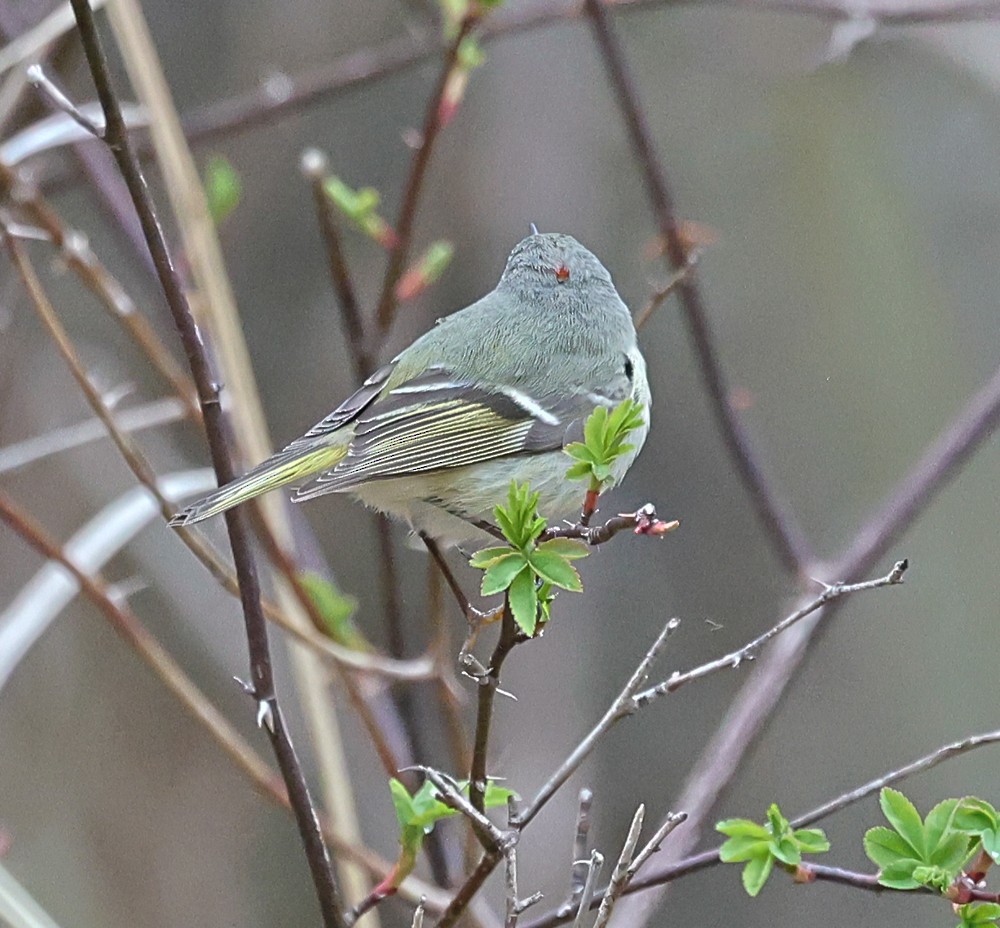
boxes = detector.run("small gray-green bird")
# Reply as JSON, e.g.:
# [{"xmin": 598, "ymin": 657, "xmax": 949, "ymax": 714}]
[{"xmin": 169, "ymin": 232, "xmax": 650, "ymax": 546}]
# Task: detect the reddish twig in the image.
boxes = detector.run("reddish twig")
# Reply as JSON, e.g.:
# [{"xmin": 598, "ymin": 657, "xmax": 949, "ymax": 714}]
[
  {"xmin": 374, "ymin": 13, "xmax": 477, "ymax": 335},
  {"xmin": 66, "ymin": 3, "xmax": 344, "ymax": 924}
]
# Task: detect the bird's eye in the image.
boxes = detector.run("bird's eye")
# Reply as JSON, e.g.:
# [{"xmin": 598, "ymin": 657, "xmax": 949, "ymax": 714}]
[{"xmin": 624, "ymin": 357, "xmax": 634, "ymax": 381}]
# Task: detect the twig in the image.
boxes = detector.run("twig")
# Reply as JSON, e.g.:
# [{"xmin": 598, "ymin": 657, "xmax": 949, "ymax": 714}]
[
  {"xmin": 571, "ymin": 851, "xmax": 604, "ymax": 928},
  {"xmin": 505, "ymin": 796, "xmax": 544, "ymax": 928},
  {"xmin": 435, "ymin": 849, "xmax": 504, "ymax": 928},
  {"xmin": 26, "ymin": 63, "xmax": 101, "ymax": 136},
  {"xmin": 301, "ymin": 147, "xmax": 373, "ymax": 382},
  {"xmin": 416, "ymin": 766, "xmax": 512, "ymax": 853},
  {"xmin": 470, "ymin": 601, "xmax": 520, "ymax": 813},
  {"xmin": 626, "ymin": 812, "xmax": 687, "ymax": 879},
  {"xmin": 543, "ymin": 505, "xmax": 679, "ymax": 545},
  {"xmin": 791, "ymin": 728, "xmax": 1000, "ymax": 829},
  {"xmin": 566, "ymin": 789, "xmax": 595, "ymax": 913},
  {"xmin": 516, "ymin": 619, "xmax": 679, "ymax": 829},
  {"xmin": 66, "ymin": 3, "xmax": 344, "ymax": 924},
  {"xmin": 374, "ymin": 13, "xmax": 478, "ymax": 334},
  {"xmin": 635, "ymin": 559, "xmax": 908, "ymax": 699},
  {"xmin": 633, "ymin": 249, "xmax": 701, "ymax": 330},
  {"xmin": 411, "ymin": 898, "xmax": 427, "ymax": 928},
  {"xmin": 583, "ymin": 0, "xmax": 811, "ymax": 575},
  {"xmin": 592, "ymin": 805, "xmax": 644, "ymax": 928}
]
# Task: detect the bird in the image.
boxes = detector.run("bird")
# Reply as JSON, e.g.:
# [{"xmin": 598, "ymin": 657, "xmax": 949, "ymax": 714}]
[{"xmin": 169, "ymin": 232, "xmax": 650, "ymax": 547}]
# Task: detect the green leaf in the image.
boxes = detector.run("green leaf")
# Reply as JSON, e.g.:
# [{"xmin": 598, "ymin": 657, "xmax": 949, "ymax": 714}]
[
  {"xmin": 536, "ymin": 537, "xmax": 589, "ymax": 560},
  {"xmin": 719, "ymin": 835, "xmax": 769, "ymax": 863},
  {"xmin": 204, "ymin": 154, "xmax": 241, "ymax": 225},
  {"xmin": 469, "ymin": 546, "xmax": 517, "ymax": 569},
  {"xmin": 956, "ymin": 902, "xmax": 1000, "ymax": 928},
  {"xmin": 564, "ymin": 443, "xmax": 596, "ymax": 463},
  {"xmin": 480, "ymin": 554, "xmax": 527, "ymax": 596},
  {"xmin": 880, "ymin": 788, "xmax": 926, "ymax": 857},
  {"xmin": 565, "ymin": 461, "xmax": 593, "ymax": 480},
  {"xmin": 390, "ymin": 778, "xmax": 416, "ymax": 828},
  {"xmin": 924, "ymin": 798, "xmax": 961, "ymax": 852},
  {"xmin": 792, "ymin": 828, "xmax": 831, "ymax": 855},
  {"xmin": 877, "ymin": 858, "xmax": 922, "ymax": 890},
  {"xmin": 297, "ymin": 572, "xmax": 365, "ymax": 649},
  {"xmin": 954, "ymin": 799, "xmax": 999, "ymax": 836},
  {"xmin": 483, "ymin": 781, "xmax": 517, "ymax": 807},
  {"xmin": 930, "ymin": 832, "xmax": 974, "ymax": 875},
  {"xmin": 741, "ymin": 853, "xmax": 774, "ymax": 897},
  {"xmin": 864, "ymin": 826, "xmax": 918, "ymax": 869},
  {"xmin": 769, "ymin": 836, "xmax": 800, "ymax": 867},
  {"xmin": 508, "ymin": 569, "xmax": 538, "ymax": 635},
  {"xmin": 981, "ymin": 829, "xmax": 1000, "ymax": 863},
  {"xmin": 716, "ymin": 818, "xmax": 771, "ymax": 840},
  {"xmin": 527, "ymin": 550, "xmax": 582, "ymax": 592}
]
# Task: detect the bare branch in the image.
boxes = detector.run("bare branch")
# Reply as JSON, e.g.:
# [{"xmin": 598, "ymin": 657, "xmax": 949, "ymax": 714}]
[
  {"xmin": 636, "ymin": 560, "xmax": 908, "ymax": 700},
  {"xmin": 516, "ymin": 619, "xmax": 679, "ymax": 829},
  {"xmin": 592, "ymin": 805, "xmax": 645, "ymax": 928},
  {"xmin": 583, "ymin": 0, "xmax": 811, "ymax": 574},
  {"xmin": 571, "ymin": 851, "xmax": 604, "ymax": 928},
  {"xmin": 67, "ymin": 2, "xmax": 343, "ymax": 923}
]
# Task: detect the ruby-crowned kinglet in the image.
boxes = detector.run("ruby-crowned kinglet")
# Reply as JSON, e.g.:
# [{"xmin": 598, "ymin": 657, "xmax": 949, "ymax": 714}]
[{"xmin": 170, "ymin": 232, "xmax": 650, "ymax": 546}]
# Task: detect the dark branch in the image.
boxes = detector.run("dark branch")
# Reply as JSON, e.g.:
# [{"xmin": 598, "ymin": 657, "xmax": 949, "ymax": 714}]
[{"xmin": 66, "ymin": 4, "xmax": 345, "ymax": 925}]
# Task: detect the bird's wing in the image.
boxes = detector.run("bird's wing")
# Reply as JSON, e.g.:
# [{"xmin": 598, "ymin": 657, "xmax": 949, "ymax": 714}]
[{"xmin": 293, "ymin": 369, "xmax": 609, "ymax": 498}]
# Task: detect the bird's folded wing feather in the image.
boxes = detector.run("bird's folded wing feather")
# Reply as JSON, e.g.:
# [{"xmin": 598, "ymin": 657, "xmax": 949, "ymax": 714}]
[{"xmin": 293, "ymin": 369, "xmax": 614, "ymax": 498}]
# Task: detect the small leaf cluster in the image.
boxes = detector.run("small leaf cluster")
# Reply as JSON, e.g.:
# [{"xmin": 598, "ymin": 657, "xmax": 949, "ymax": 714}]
[
  {"xmin": 470, "ymin": 482, "xmax": 588, "ymax": 635},
  {"xmin": 322, "ymin": 175, "xmax": 396, "ymax": 247},
  {"xmin": 864, "ymin": 789, "xmax": 977, "ymax": 892},
  {"xmin": 717, "ymin": 803, "xmax": 830, "ymax": 897},
  {"xmin": 565, "ymin": 399, "xmax": 645, "ymax": 492},
  {"xmin": 387, "ymin": 776, "xmax": 513, "ymax": 891}
]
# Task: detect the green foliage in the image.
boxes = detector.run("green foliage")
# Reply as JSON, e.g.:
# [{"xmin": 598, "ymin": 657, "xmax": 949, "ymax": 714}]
[
  {"xmin": 395, "ymin": 240, "xmax": 455, "ymax": 301},
  {"xmin": 203, "ymin": 155, "xmax": 241, "ymax": 225},
  {"xmin": 864, "ymin": 789, "xmax": 974, "ymax": 891},
  {"xmin": 322, "ymin": 175, "xmax": 395, "ymax": 246},
  {"xmin": 386, "ymin": 776, "xmax": 514, "ymax": 891},
  {"xmin": 716, "ymin": 804, "xmax": 830, "ymax": 897},
  {"xmin": 956, "ymin": 903, "xmax": 1000, "ymax": 928},
  {"xmin": 469, "ymin": 482, "xmax": 588, "ymax": 635},
  {"xmin": 954, "ymin": 798, "xmax": 1000, "ymax": 864},
  {"xmin": 564, "ymin": 399, "xmax": 645, "ymax": 492},
  {"xmin": 297, "ymin": 571, "xmax": 367, "ymax": 650}
]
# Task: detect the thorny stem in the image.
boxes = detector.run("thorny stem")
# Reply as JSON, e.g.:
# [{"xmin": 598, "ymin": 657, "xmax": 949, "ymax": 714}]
[{"xmin": 67, "ymin": 3, "xmax": 344, "ymax": 925}]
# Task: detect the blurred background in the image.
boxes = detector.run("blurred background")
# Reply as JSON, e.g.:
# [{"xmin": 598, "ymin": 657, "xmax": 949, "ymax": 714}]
[{"xmin": 1, "ymin": 0, "xmax": 999, "ymax": 926}]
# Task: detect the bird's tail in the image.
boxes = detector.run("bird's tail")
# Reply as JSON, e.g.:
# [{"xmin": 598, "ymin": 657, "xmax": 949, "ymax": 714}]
[{"xmin": 168, "ymin": 444, "xmax": 347, "ymax": 526}]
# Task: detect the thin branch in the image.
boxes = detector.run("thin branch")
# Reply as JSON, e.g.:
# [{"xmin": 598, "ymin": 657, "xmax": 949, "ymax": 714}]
[
  {"xmin": 470, "ymin": 601, "xmax": 520, "ymax": 814},
  {"xmin": 374, "ymin": 13, "xmax": 477, "ymax": 334},
  {"xmin": 583, "ymin": 0, "xmax": 811, "ymax": 575},
  {"xmin": 435, "ymin": 850, "xmax": 504, "ymax": 928},
  {"xmin": 66, "ymin": 3, "xmax": 343, "ymax": 924},
  {"xmin": 791, "ymin": 728, "xmax": 1000, "ymax": 830},
  {"xmin": 543, "ymin": 505, "xmax": 679, "ymax": 545},
  {"xmin": 571, "ymin": 851, "xmax": 604, "ymax": 928},
  {"xmin": 175, "ymin": 0, "xmax": 1000, "ymax": 150},
  {"xmin": 636, "ymin": 559, "xmax": 908, "ymax": 699},
  {"xmin": 566, "ymin": 789, "xmax": 595, "ymax": 913},
  {"xmin": 26, "ymin": 63, "xmax": 101, "ymax": 136},
  {"xmin": 626, "ymin": 812, "xmax": 687, "ymax": 879},
  {"xmin": 516, "ymin": 619, "xmax": 679, "ymax": 829},
  {"xmin": 301, "ymin": 147, "xmax": 373, "ymax": 382},
  {"xmin": 417, "ymin": 766, "xmax": 513, "ymax": 853},
  {"xmin": 592, "ymin": 805, "xmax": 644, "ymax": 928}
]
